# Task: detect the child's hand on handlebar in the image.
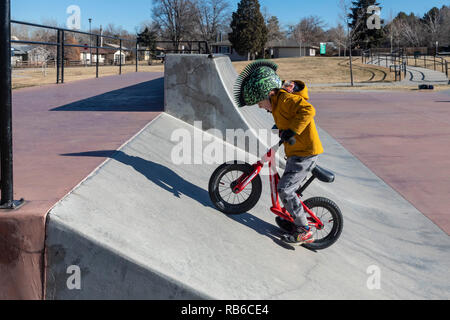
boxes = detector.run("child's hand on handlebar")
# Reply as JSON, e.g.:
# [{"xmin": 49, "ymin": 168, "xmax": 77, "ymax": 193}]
[{"xmin": 280, "ymin": 129, "xmax": 296, "ymax": 145}]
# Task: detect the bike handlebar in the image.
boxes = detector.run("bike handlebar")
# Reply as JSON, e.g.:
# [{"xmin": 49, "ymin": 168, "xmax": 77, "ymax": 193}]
[{"xmin": 279, "ymin": 137, "xmax": 296, "ymax": 146}]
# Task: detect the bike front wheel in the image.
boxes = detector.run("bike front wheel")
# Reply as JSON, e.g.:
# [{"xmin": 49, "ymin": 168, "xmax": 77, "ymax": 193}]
[
  {"xmin": 208, "ymin": 162, "xmax": 262, "ymax": 215},
  {"xmin": 275, "ymin": 197, "xmax": 343, "ymax": 250},
  {"xmin": 303, "ymin": 197, "xmax": 343, "ymax": 250}
]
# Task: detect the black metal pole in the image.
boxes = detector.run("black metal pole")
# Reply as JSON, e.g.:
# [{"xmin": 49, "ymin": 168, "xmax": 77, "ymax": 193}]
[
  {"xmin": 61, "ymin": 31, "xmax": 65, "ymax": 83},
  {"xmin": 96, "ymin": 35, "xmax": 99, "ymax": 78},
  {"xmin": 89, "ymin": 18, "xmax": 92, "ymax": 66},
  {"xmin": 135, "ymin": 42, "xmax": 138, "ymax": 72},
  {"xmin": 0, "ymin": 0, "xmax": 23, "ymax": 209},
  {"xmin": 119, "ymin": 39, "xmax": 122, "ymax": 75},
  {"xmin": 56, "ymin": 30, "xmax": 60, "ymax": 84}
]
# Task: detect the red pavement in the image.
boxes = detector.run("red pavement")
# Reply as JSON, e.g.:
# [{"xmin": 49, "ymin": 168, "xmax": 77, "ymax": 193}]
[
  {"xmin": 0, "ymin": 72, "xmax": 164, "ymax": 299},
  {"xmin": 313, "ymin": 89, "xmax": 450, "ymax": 235}
]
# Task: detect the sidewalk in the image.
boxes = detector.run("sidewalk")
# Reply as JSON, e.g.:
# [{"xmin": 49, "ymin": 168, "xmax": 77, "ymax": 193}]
[
  {"xmin": 0, "ymin": 72, "xmax": 164, "ymax": 299},
  {"xmin": 313, "ymin": 89, "xmax": 450, "ymax": 235}
]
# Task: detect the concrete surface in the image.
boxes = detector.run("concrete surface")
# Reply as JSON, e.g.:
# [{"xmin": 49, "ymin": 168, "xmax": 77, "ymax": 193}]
[
  {"xmin": 311, "ymin": 90, "xmax": 450, "ymax": 235},
  {"xmin": 0, "ymin": 72, "xmax": 164, "ymax": 299},
  {"xmin": 45, "ymin": 113, "xmax": 450, "ymax": 299}
]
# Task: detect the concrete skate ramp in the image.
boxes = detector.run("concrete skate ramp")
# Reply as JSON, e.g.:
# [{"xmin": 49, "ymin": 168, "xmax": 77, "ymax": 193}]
[
  {"xmin": 165, "ymin": 54, "xmax": 250, "ymax": 137},
  {"xmin": 45, "ymin": 113, "xmax": 450, "ymax": 299},
  {"xmin": 164, "ymin": 54, "xmax": 281, "ymax": 160}
]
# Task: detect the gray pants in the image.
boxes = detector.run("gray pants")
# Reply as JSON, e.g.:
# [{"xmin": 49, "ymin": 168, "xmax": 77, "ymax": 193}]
[{"xmin": 277, "ymin": 155, "xmax": 318, "ymax": 228}]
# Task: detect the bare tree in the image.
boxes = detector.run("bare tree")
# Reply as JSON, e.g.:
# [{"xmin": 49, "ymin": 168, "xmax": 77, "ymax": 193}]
[
  {"xmin": 267, "ymin": 16, "xmax": 285, "ymax": 42},
  {"xmin": 397, "ymin": 18, "xmax": 422, "ymax": 47},
  {"xmin": 291, "ymin": 15, "xmax": 326, "ymax": 46},
  {"xmin": 339, "ymin": 0, "xmax": 365, "ymax": 86},
  {"xmin": 194, "ymin": 0, "xmax": 230, "ymax": 42},
  {"xmin": 31, "ymin": 19, "xmax": 60, "ymax": 59},
  {"xmin": 288, "ymin": 15, "xmax": 325, "ymax": 58},
  {"xmin": 383, "ymin": 10, "xmax": 399, "ymax": 52},
  {"xmin": 11, "ymin": 24, "xmax": 31, "ymax": 40},
  {"xmin": 152, "ymin": 0, "xmax": 199, "ymax": 48},
  {"xmin": 328, "ymin": 23, "xmax": 347, "ymax": 56},
  {"xmin": 440, "ymin": 6, "xmax": 450, "ymax": 46},
  {"xmin": 422, "ymin": 7, "xmax": 442, "ymax": 48}
]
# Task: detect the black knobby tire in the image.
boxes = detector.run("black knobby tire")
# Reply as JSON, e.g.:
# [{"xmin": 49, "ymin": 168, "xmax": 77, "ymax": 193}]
[
  {"xmin": 302, "ymin": 197, "xmax": 343, "ymax": 250},
  {"xmin": 209, "ymin": 162, "xmax": 262, "ymax": 215},
  {"xmin": 275, "ymin": 197, "xmax": 343, "ymax": 250}
]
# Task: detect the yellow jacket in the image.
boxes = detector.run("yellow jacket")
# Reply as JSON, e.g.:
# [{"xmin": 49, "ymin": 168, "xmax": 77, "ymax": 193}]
[{"xmin": 270, "ymin": 88, "xmax": 324, "ymax": 158}]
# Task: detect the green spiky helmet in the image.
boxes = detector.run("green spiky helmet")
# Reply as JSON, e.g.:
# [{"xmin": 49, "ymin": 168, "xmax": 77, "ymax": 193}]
[{"xmin": 234, "ymin": 60, "xmax": 282, "ymax": 108}]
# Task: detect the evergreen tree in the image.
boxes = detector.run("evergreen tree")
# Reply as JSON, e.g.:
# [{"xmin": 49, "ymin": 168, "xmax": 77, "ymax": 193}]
[
  {"xmin": 348, "ymin": 0, "xmax": 384, "ymax": 48},
  {"xmin": 137, "ymin": 27, "xmax": 157, "ymax": 52},
  {"xmin": 228, "ymin": 0, "xmax": 268, "ymax": 59}
]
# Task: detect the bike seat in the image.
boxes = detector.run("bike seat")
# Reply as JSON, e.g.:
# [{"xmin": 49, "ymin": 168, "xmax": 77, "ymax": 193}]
[{"xmin": 312, "ymin": 165, "xmax": 335, "ymax": 183}]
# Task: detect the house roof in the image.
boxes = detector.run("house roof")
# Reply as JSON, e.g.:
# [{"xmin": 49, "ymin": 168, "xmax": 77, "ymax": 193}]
[
  {"xmin": 104, "ymin": 42, "xmax": 129, "ymax": 50},
  {"xmin": 267, "ymin": 39, "xmax": 318, "ymax": 49},
  {"xmin": 11, "ymin": 47, "xmax": 28, "ymax": 55},
  {"xmin": 11, "ymin": 44, "xmax": 34, "ymax": 54}
]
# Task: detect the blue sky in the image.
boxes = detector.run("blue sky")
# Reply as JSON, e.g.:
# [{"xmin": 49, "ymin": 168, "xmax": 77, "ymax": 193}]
[{"xmin": 11, "ymin": 0, "xmax": 450, "ymax": 33}]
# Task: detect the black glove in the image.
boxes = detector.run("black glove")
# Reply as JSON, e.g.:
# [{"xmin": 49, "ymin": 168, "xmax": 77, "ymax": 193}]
[{"xmin": 280, "ymin": 129, "xmax": 296, "ymax": 145}]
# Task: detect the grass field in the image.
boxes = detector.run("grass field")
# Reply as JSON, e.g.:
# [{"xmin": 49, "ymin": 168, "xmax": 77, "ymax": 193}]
[
  {"xmin": 13, "ymin": 56, "xmax": 444, "ymax": 91},
  {"xmin": 232, "ymin": 57, "xmax": 395, "ymax": 84},
  {"xmin": 12, "ymin": 63, "xmax": 164, "ymax": 90}
]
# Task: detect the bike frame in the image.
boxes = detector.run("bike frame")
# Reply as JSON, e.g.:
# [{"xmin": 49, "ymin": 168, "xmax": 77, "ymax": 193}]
[{"xmin": 232, "ymin": 143, "xmax": 324, "ymax": 229}]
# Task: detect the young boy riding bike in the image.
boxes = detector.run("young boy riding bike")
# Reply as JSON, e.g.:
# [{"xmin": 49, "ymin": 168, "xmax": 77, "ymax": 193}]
[{"xmin": 234, "ymin": 61, "xmax": 324, "ymax": 244}]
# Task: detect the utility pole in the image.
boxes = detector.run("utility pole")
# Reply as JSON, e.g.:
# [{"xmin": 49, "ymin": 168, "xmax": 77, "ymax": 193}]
[{"xmin": 0, "ymin": 0, "xmax": 24, "ymax": 209}]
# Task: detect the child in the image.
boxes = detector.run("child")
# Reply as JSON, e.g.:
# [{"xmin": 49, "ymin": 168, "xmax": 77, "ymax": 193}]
[{"xmin": 235, "ymin": 61, "xmax": 324, "ymax": 244}]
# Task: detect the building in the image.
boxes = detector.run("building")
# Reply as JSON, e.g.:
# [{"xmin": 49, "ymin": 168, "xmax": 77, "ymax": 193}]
[
  {"xmin": 11, "ymin": 43, "xmax": 54, "ymax": 67},
  {"xmin": 210, "ymin": 40, "xmax": 248, "ymax": 61},
  {"xmin": 267, "ymin": 40, "xmax": 318, "ymax": 58},
  {"xmin": 210, "ymin": 38, "xmax": 319, "ymax": 61},
  {"xmin": 11, "ymin": 46, "xmax": 28, "ymax": 66},
  {"xmin": 79, "ymin": 48, "xmax": 109, "ymax": 65}
]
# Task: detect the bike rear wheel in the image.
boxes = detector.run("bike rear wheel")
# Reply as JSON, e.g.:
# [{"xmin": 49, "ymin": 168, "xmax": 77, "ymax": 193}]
[{"xmin": 209, "ymin": 162, "xmax": 262, "ymax": 215}]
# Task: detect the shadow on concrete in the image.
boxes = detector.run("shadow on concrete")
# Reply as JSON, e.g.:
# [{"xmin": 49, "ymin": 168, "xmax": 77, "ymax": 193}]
[
  {"xmin": 60, "ymin": 150, "xmax": 213, "ymax": 209},
  {"xmin": 50, "ymin": 78, "xmax": 164, "ymax": 112},
  {"xmin": 226, "ymin": 213, "xmax": 296, "ymax": 251}
]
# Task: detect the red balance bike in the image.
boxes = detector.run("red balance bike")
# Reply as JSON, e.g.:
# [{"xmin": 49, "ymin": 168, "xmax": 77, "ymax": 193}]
[{"xmin": 209, "ymin": 139, "xmax": 343, "ymax": 250}]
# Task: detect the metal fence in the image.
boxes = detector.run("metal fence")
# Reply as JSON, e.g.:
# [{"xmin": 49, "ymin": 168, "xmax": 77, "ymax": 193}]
[
  {"xmin": 0, "ymin": 3, "xmax": 210, "ymax": 208},
  {"xmin": 362, "ymin": 48, "xmax": 449, "ymax": 81},
  {"xmin": 11, "ymin": 20, "xmax": 211, "ymax": 85}
]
